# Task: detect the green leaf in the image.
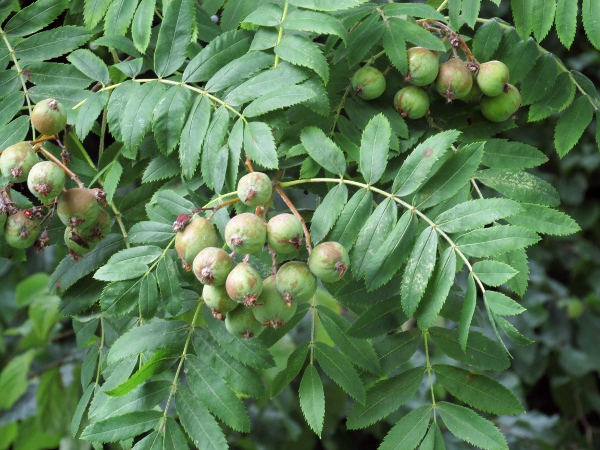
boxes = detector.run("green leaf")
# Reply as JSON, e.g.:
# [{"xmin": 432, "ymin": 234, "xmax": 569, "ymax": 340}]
[
  {"xmin": 103, "ymin": 160, "xmax": 122, "ymax": 203},
  {"xmin": 328, "ymin": 188, "xmax": 373, "ymax": 250},
  {"xmin": 142, "ymin": 155, "xmax": 180, "ymax": 183},
  {"xmin": 272, "ymin": 342, "xmax": 310, "ymax": 397},
  {"xmin": 496, "ymin": 249, "xmax": 529, "ymax": 297},
  {"xmin": 511, "ymin": 0, "xmax": 533, "ymax": 38},
  {"xmin": 241, "ymin": 3, "xmax": 282, "ymax": 27},
  {"xmin": 205, "ymin": 52, "xmax": 274, "ymax": 93},
  {"xmin": 157, "ymin": 256, "xmax": 183, "ymax": 316},
  {"xmin": 4, "ymin": 0, "xmax": 67, "ymax": 37},
  {"xmin": 81, "ymin": 411, "xmax": 162, "ymax": 442},
  {"xmin": 481, "ymin": 139, "xmax": 547, "ymax": 169},
  {"xmin": 486, "ymin": 291, "xmax": 526, "ymax": 316},
  {"xmin": 419, "ymin": 423, "xmax": 445, "ymax": 450},
  {"xmin": 437, "ymin": 402, "xmax": 508, "ymax": 450},
  {"xmin": 476, "ymin": 169, "xmax": 560, "ymax": 206},
  {"xmin": 175, "ymin": 387, "xmax": 228, "ymax": 450},
  {"xmin": 435, "ymin": 198, "xmax": 523, "ymax": 233},
  {"xmin": 416, "ymin": 247, "xmax": 456, "ymax": 329},
  {"xmin": 391, "ymin": 17, "xmax": 446, "ymax": 51},
  {"xmin": 179, "ymin": 95, "xmax": 211, "ymax": 179},
  {"xmin": 244, "ymin": 85, "xmax": 315, "ymax": 117},
  {"xmin": 472, "ymin": 18, "xmax": 503, "ymax": 61},
  {"xmin": 186, "ymin": 355, "xmax": 250, "ymax": 432},
  {"xmin": 14, "ymin": 26, "xmax": 92, "ymax": 63},
  {"xmin": 348, "ymin": 297, "xmax": 408, "ymax": 339},
  {"xmin": 71, "ymin": 383, "xmax": 95, "ymax": 437},
  {"xmin": 554, "ymin": 95, "xmax": 594, "ymax": 157},
  {"xmin": 364, "ymin": 211, "xmax": 417, "ymax": 290},
  {"xmin": 529, "ymin": 72, "xmax": 576, "ymax": 122},
  {"xmin": 67, "ymin": 49, "xmax": 110, "ymax": 85},
  {"xmin": 244, "ymin": 121, "xmax": 278, "ymax": 169},
  {"xmin": 582, "ymin": 0, "xmax": 600, "ymax": 50},
  {"xmin": 139, "ymin": 273, "xmax": 159, "ymax": 320},
  {"xmin": 347, "ymin": 367, "xmax": 426, "ymax": 429},
  {"xmin": 76, "ymin": 91, "xmax": 109, "ymax": 140},
  {"xmin": 153, "ymin": 85, "xmax": 192, "ymax": 155},
  {"xmin": 556, "ymin": 0, "xmax": 578, "ymax": 48},
  {"xmin": 128, "ymin": 221, "xmax": 174, "ymax": 245},
  {"xmin": 299, "ymin": 364, "xmax": 325, "ymax": 437},
  {"xmin": 434, "ymin": 364, "xmax": 524, "ymax": 415},
  {"xmin": 496, "ymin": 316, "xmax": 534, "ymax": 345},
  {"xmin": 0, "ymin": 92, "xmax": 24, "ymax": 129},
  {"xmin": 96, "ymin": 260, "xmax": 148, "ymax": 281},
  {"xmin": 287, "ymin": 0, "xmax": 369, "ymax": 11},
  {"xmin": 503, "ymin": 37, "xmax": 539, "ymax": 83},
  {"xmin": 401, "ymin": 226, "xmax": 438, "ymax": 316},
  {"xmin": 163, "ymin": 418, "xmax": 189, "ymax": 450},
  {"xmin": 121, "ymin": 81, "xmax": 166, "ymax": 152},
  {"xmin": 360, "ymin": 114, "xmax": 391, "ymax": 184},
  {"xmin": 100, "ymin": 279, "xmax": 141, "ymax": 315},
  {"xmin": 520, "ymin": 53, "xmax": 557, "ymax": 105},
  {"xmin": 104, "ymin": 0, "xmax": 138, "ymax": 36},
  {"xmin": 84, "ymin": 0, "xmax": 111, "ymax": 29},
  {"xmin": 107, "ymin": 320, "xmax": 187, "ymax": 364},
  {"xmin": 0, "ymin": 350, "xmax": 35, "ymax": 409},
  {"xmin": 383, "ymin": 21, "xmax": 407, "ymax": 74},
  {"xmin": 384, "ymin": 3, "xmax": 445, "ymax": 20},
  {"xmin": 459, "ymin": 273, "xmax": 477, "ymax": 351},
  {"xmin": 301, "ymin": 126, "xmax": 346, "ymax": 176},
  {"xmin": 0, "ymin": 116, "xmax": 29, "ymax": 150},
  {"xmin": 353, "ymin": 198, "xmax": 397, "ymax": 279},
  {"xmin": 429, "ymin": 327, "xmax": 510, "ymax": 371},
  {"xmin": 377, "ymin": 330, "xmax": 422, "ymax": 375},
  {"xmin": 310, "ymin": 183, "xmax": 348, "ymax": 245},
  {"xmin": 472, "ymin": 260, "xmax": 518, "ymax": 286},
  {"xmin": 283, "ymin": 9, "xmax": 346, "ymax": 40},
  {"xmin": 393, "ymin": 130, "xmax": 461, "ymax": 196},
  {"xmin": 461, "ymin": 0, "xmax": 481, "ymax": 29},
  {"xmin": 275, "ymin": 34, "xmax": 329, "ymax": 84},
  {"xmin": 346, "ymin": 13, "xmax": 385, "ymax": 67},
  {"xmin": 314, "ymin": 342, "xmax": 366, "ymax": 403},
  {"xmin": 132, "ymin": 0, "xmax": 156, "ymax": 53},
  {"xmin": 379, "ymin": 405, "xmax": 432, "ymax": 450},
  {"xmin": 456, "ymin": 225, "xmax": 540, "ymax": 257},
  {"xmin": 93, "ymin": 381, "xmax": 171, "ymax": 421},
  {"xmin": 505, "ymin": 203, "xmax": 580, "ymax": 235},
  {"xmin": 532, "ymin": 0, "xmax": 556, "ymax": 40}
]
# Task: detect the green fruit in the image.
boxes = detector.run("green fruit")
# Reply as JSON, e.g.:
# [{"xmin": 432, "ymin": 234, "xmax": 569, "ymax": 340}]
[
  {"xmin": 351, "ymin": 66, "xmax": 386, "ymax": 100},
  {"xmin": 225, "ymin": 262, "xmax": 263, "ymax": 306},
  {"xmin": 30, "ymin": 98, "xmax": 67, "ymax": 136},
  {"xmin": 0, "ymin": 213, "xmax": 6, "ymax": 241},
  {"xmin": 203, "ymin": 284, "xmax": 238, "ymax": 319},
  {"xmin": 27, "ymin": 161, "xmax": 66, "ymax": 199},
  {"xmin": 57, "ymin": 188, "xmax": 100, "ymax": 230},
  {"xmin": 252, "ymin": 275, "xmax": 297, "ymax": 329},
  {"xmin": 435, "ymin": 58, "xmax": 473, "ymax": 101},
  {"xmin": 394, "ymin": 86, "xmax": 430, "ymax": 119},
  {"xmin": 0, "ymin": 141, "xmax": 38, "ymax": 183},
  {"xmin": 276, "ymin": 261, "xmax": 317, "ymax": 304},
  {"xmin": 461, "ymin": 82, "xmax": 482, "ymax": 103},
  {"xmin": 64, "ymin": 226, "xmax": 96, "ymax": 255},
  {"xmin": 4, "ymin": 211, "xmax": 41, "ymax": 249},
  {"xmin": 88, "ymin": 207, "xmax": 111, "ymax": 242},
  {"xmin": 225, "ymin": 213, "xmax": 267, "ymax": 255},
  {"xmin": 237, "ymin": 172, "xmax": 272, "ymax": 207},
  {"xmin": 406, "ymin": 47, "xmax": 439, "ymax": 86},
  {"xmin": 267, "ymin": 213, "xmax": 303, "ymax": 254},
  {"xmin": 480, "ymin": 84, "xmax": 521, "ymax": 122},
  {"xmin": 308, "ymin": 241, "xmax": 350, "ymax": 283},
  {"xmin": 193, "ymin": 247, "xmax": 233, "ymax": 286},
  {"xmin": 476, "ymin": 60, "xmax": 510, "ymax": 97},
  {"xmin": 566, "ymin": 298, "xmax": 585, "ymax": 319},
  {"xmin": 174, "ymin": 217, "xmax": 219, "ymax": 268},
  {"xmin": 225, "ymin": 304, "xmax": 264, "ymax": 339}
]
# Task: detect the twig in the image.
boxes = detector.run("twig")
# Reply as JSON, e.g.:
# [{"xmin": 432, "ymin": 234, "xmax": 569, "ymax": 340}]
[
  {"xmin": 274, "ymin": 183, "xmax": 311, "ymax": 255},
  {"xmin": 35, "ymin": 144, "xmax": 85, "ymax": 188}
]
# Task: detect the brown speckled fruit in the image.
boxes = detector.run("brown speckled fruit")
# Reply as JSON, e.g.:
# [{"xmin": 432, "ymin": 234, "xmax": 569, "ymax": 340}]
[
  {"xmin": 406, "ymin": 47, "xmax": 439, "ymax": 86},
  {"xmin": 225, "ymin": 213, "xmax": 267, "ymax": 255},
  {"xmin": 225, "ymin": 304, "xmax": 264, "ymax": 339},
  {"xmin": 252, "ymin": 275, "xmax": 298, "ymax": 329},
  {"xmin": 193, "ymin": 247, "xmax": 233, "ymax": 286},
  {"xmin": 267, "ymin": 213, "xmax": 303, "ymax": 254},
  {"xmin": 30, "ymin": 98, "xmax": 67, "ymax": 136},
  {"xmin": 0, "ymin": 141, "xmax": 38, "ymax": 183},
  {"xmin": 225, "ymin": 262, "xmax": 263, "ymax": 306},
  {"xmin": 27, "ymin": 161, "xmax": 65, "ymax": 199},
  {"xmin": 174, "ymin": 217, "xmax": 219, "ymax": 268},
  {"xmin": 57, "ymin": 188, "xmax": 100, "ymax": 230},
  {"xmin": 308, "ymin": 241, "xmax": 350, "ymax": 283},
  {"xmin": 435, "ymin": 58, "xmax": 473, "ymax": 102},
  {"xmin": 4, "ymin": 211, "xmax": 41, "ymax": 249},
  {"xmin": 237, "ymin": 172, "xmax": 272, "ymax": 207},
  {"xmin": 203, "ymin": 284, "xmax": 238, "ymax": 320},
  {"xmin": 276, "ymin": 261, "xmax": 317, "ymax": 304}
]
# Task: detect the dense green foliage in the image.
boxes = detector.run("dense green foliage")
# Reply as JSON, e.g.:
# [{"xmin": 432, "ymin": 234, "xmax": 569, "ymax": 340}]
[{"xmin": 0, "ymin": 0, "xmax": 598, "ymax": 449}]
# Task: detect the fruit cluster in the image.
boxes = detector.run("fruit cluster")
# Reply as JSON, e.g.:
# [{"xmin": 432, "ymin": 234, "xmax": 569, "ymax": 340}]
[
  {"xmin": 175, "ymin": 172, "xmax": 350, "ymax": 339},
  {"xmin": 352, "ymin": 46, "xmax": 521, "ymax": 122},
  {"xmin": 0, "ymin": 99, "xmax": 111, "ymax": 258}
]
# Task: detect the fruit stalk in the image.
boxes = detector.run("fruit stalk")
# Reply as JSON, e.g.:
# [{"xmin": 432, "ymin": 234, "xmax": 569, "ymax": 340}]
[
  {"xmin": 34, "ymin": 144, "xmax": 84, "ymax": 188},
  {"xmin": 274, "ymin": 183, "xmax": 312, "ymax": 255}
]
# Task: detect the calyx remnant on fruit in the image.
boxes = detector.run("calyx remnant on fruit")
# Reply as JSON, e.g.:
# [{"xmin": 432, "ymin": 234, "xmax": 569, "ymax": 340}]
[
  {"xmin": 225, "ymin": 262, "xmax": 263, "ymax": 306},
  {"xmin": 267, "ymin": 213, "xmax": 303, "ymax": 254},
  {"xmin": 406, "ymin": 47, "xmax": 439, "ymax": 86},
  {"xmin": 30, "ymin": 98, "xmax": 67, "ymax": 136},
  {"xmin": 203, "ymin": 284, "xmax": 238, "ymax": 320},
  {"xmin": 27, "ymin": 161, "xmax": 66, "ymax": 199},
  {"xmin": 308, "ymin": 241, "xmax": 350, "ymax": 283},
  {"xmin": 276, "ymin": 261, "xmax": 317, "ymax": 304},
  {"xmin": 225, "ymin": 304, "xmax": 264, "ymax": 339},
  {"xmin": 351, "ymin": 66, "xmax": 386, "ymax": 100},
  {"xmin": 252, "ymin": 275, "xmax": 297, "ymax": 329},
  {"xmin": 193, "ymin": 247, "xmax": 233, "ymax": 286},
  {"xmin": 4, "ymin": 211, "xmax": 41, "ymax": 249},
  {"xmin": 174, "ymin": 216, "xmax": 219, "ymax": 269},
  {"xmin": 225, "ymin": 213, "xmax": 267, "ymax": 255},
  {"xmin": 57, "ymin": 188, "xmax": 100, "ymax": 230},
  {"xmin": 0, "ymin": 141, "xmax": 38, "ymax": 183},
  {"xmin": 237, "ymin": 172, "xmax": 272, "ymax": 207},
  {"xmin": 394, "ymin": 86, "xmax": 430, "ymax": 119},
  {"xmin": 435, "ymin": 58, "xmax": 473, "ymax": 102}
]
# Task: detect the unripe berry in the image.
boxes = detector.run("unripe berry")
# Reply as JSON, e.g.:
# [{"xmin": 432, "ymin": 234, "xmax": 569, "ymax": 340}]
[
  {"xmin": 351, "ymin": 66, "xmax": 386, "ymax": 100},
  {"xmin": 252, "ymin": 276, "xmax": 297, "ymax": 329},
  {"xmin": 267, "ymin": 213, "xmax": 303, "ymax": 254},
  {"xmin": 57, "ymin": 188, "xmax": 100, "ymax": 230},
  {"xmin": 225, "ymin": 213, "xmax": 267, "ymax": 255},
  {"xmin": 435, "ymin": 58, "xmax": 473, "ymax": 102},
  {"xmin": 27, "ymin": 161, "xmax": 66, "ymax": 199},
  {"xmin": 480, "ymin": 84, "xmax": 521, "ymax": 122},
  {"xmin": 0, "ymin": 141, "xmax": 38, "ymax": 183},
  {"xmin": 406, "ymin": 47, "xmax": 439, "ymax": 86},
  {"xmin": 476, "ymin": 60, "xmax": 510, "ymax": 97},
  {"xmin": 0, "ymin": 213, "xmax": 6, "ymax": 241},
  {"xmin": 461, "ymin": 82, "xmax": 482, "ymax": 103},
  {"xmin": 394, "ymin": 86, "xmax": 430, "ymax": 119},
  {"xmin": 30, "ymin": 98, "xmax": 67, "ymax": 136},
  {"xmin": 203, "ymin": 284, "xmax": 238, "ymax": 319},
  {"xmin": 308, "ymin": 241, "xmax": 350, "ymax": 283},
  {"xmin": 225, "ymin": 262, "xmax": 263, "ymax": 306},
  {"xmin": 64, "ymin": 226, "xmax": 96, "ymax": 255},
  {"xmin": 276, "ymin": 261, "xmax": 317, "ymax": 304},
  {"xmin": 4, "ymin": 211, "xmax": 41, "ymax": 249},
  {"xmin": 237, "ymin": 172, "xmax": 272, "ymax": 207},
  {"xmin": 174, "ymin": 217, "xmax": 219, "ymax": 268},
  {"xmin": 193, "ymin": 247, "xmax": 233, "ymax": 286},
  {"xmin": 566, "ymin": 298, "xmax": 584, "ymax": 319},
  {"xmin": 225, "ymin": 304, "xmax": 264, "ymax": 339}
]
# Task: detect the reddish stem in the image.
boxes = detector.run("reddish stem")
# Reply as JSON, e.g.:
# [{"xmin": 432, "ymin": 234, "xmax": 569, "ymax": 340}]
[
  {"xmin": 35, "ymin": 144, "xmax": 84, "ymax": 188},
  {"xmin": 274, "ymin": 184, "xmax": 311, "ymax": 255}
]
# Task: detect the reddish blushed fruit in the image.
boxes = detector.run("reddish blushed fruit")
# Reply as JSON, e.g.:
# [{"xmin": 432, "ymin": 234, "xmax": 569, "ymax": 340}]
[
  {"xmin": 480, "ymin": 84, "xmax": 521, "ymax": 122},
  {"xmin": 27, "ymin": 161, "xmax": 66, "ymax": 199},
  {"xmin": 351, "ymin": 66, "xmax": 386, "ymax": 100},
  {"xmin": 193, "ymin": 247, "xmax": 233, "ymax": 286},
  {"xmin": 252, "ymin": 275, "xmax": 298, "ymax": 329},
  {"xmin": 308, "ymin": 241, "xmax": 350, "ymax": 283},
  {"xmin": 476, "ymin": 60, "xmax": 510, "ymax": 97},
  {"xmin": 30, "ymin": 98, "xmax": 67, "ymax": 136},
  {"xmin": 406, "ymin": 47, "xmax": 439, "ymax": 86},
  {"xmin": 435, "ymin": 58, "xmax": 473, "ymax": 101},
  {"xmin": 203, "ymin": 284, "xmax": 238, "ymax": 320},
  {"xmin": 0, "ymin": 141, "xmax": 38, "ymax": 183},
  {"xmin": 394, "ymin": 86, "xmax": 430, "ymax": 119},
  {"xmin": 174, "ymin": 217, "xmax": 219, "ymax": 268},
  {"xmin": 267, "ymin": 213, "xmax": 303, "ymax": 254},
  {"xmin": 225, "ymin": 213, "xmax": 267, "ymax": 255},
  {"xmin": 237, "ymin": 172, "xmax": 272, "ymax": 207},
  {"xmin": 225, "ymin": 262, "xmax": 263, "ymax": 306},
  {"xmin": 276, "ymin": 261, "xmax": 317, "ymax": 304},
  {"xmin": 225, "ymin": 304, "xmax": 264, "ymax": 339},
  {"xmin": 4, "ymin": 211, "xmax": 41, "ymax": 249},
  {"xmin": 57, "ymin": 188, "xmax": 100, "ymax": 230}
]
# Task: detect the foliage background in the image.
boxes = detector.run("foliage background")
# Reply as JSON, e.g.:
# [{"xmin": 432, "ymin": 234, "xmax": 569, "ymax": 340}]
[{"xmin": 0, "ymin": 0, "xmax": 598, "ymax": 449}]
